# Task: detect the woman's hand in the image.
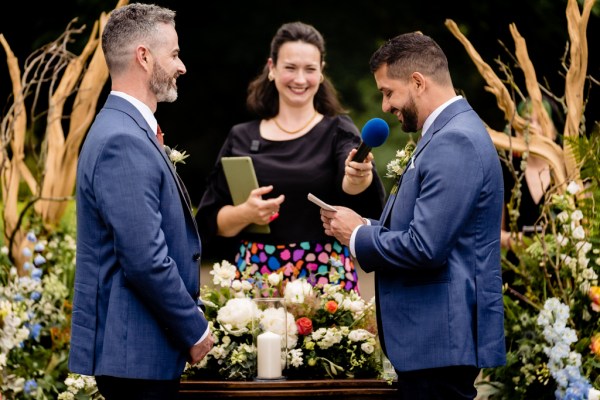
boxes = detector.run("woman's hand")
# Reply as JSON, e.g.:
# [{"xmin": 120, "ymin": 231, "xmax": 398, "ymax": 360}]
[
  {"xmin": 216, "ymin": 185, "xmax": 284, "ymax": 237},
  {"xmin": 242, "ymin": 185, "xmax": 285, "ymax": 225},
  {"xmin": 342, "ymin": 149, "xmax": 374, "ymax": 195}
]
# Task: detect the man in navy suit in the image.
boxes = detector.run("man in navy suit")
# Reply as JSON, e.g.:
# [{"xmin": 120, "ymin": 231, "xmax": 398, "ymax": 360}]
[
  {"xmin": 321, "ymin": 32, "xmax": 506, "ymax": 399},
  {"xmin": 69, "ymin": 4, "xmax": 213, "ymax": 399}
]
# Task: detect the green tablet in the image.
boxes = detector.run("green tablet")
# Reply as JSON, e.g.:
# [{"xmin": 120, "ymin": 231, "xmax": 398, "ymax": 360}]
[{"xmin": 221, "ymin": 156, "xmax": 270, "ymax": 234}]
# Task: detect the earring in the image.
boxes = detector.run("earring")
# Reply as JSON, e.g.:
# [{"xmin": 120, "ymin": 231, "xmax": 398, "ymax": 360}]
[
  {"xmin": 268, "ymin": 73, "xmax": 274, "ymax": 82},
  {"xmin": 319, "ymin": 75, "xmax": 324, "ymax": 83}
]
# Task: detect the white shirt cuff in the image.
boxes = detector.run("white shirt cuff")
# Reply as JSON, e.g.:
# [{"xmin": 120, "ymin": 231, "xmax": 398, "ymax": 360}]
[
  {"xmin": 350, "ymin": 218, "xmax": 370, "ymax": 258},
  {"xmin": 195, "ymin": 306, "xmax": 210, "ymax": 345}
]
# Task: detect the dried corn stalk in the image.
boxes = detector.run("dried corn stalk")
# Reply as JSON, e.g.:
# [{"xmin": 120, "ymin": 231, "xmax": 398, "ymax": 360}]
[
  {"xmin": 445, "ymin": 0, "xmax": 593, "ymax": 193},
  {"xmin": 0, "ymin": 0, "xmax": 128, "ymax": 269}
]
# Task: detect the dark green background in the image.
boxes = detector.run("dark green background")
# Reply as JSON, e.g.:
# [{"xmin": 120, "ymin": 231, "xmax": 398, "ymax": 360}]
[{"xmin": 1, "ymin": 0, "xmax": 598, "ymax": 203}]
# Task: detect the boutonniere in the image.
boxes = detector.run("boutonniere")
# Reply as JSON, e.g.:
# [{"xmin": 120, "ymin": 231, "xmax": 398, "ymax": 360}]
[
  {"xmin": 164, "ymin": 145, "xmax": 190, "ymax": 168},
  {"xmin": 386, "ymin": 142, "xmax": 415, "ymax": 194}
]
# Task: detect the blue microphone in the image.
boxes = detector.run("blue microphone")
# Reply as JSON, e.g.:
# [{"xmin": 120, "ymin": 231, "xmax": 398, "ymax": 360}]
[{"xmin": 352, "ymin": 118, "xmax": 390, "ymax": 162}]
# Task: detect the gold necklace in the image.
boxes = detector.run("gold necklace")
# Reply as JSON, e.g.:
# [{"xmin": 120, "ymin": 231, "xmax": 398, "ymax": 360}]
[{"xmin": 273, "ymin": 110, "xmax": 318, "ymax": 134}]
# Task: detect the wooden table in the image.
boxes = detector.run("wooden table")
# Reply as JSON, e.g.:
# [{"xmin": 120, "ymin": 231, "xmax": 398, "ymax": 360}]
[{"xmin": 179, "ymin": 379, "xmax": 398, "ymax": 399}]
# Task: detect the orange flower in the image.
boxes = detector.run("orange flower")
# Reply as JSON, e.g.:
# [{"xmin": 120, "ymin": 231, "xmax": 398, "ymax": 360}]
[
  {"xmin": 591, "ymin": 333, "xmax": 600, "ymax": 357},
  {"xmin": 589, "ymin": 286, "xmax": 600, "ymax": 312},
  {"xmin": 325, "ymin": 300, "xmax": 338, "ymax": 314}
]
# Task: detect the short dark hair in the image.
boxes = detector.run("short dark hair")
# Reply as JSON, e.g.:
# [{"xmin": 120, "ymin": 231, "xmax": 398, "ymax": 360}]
[
  {"xmin": 369, "ymin": 32, "xmax": 452, "ymax": 86},
  {"xmin": 246, "ymin": 21, "xmax": 346, "ymax": 118}
]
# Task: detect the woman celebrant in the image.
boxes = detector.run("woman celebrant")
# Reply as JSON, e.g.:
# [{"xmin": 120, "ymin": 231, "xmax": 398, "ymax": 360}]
[{"xmin": 196, "ymin": 21, "xmax": 385, "ymax": 292}]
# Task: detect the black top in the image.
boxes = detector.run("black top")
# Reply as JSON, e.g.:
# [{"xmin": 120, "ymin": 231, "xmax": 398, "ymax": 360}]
[{"xmin": 196, "ymin": 115, "xmax": 386, "ymax": 252}]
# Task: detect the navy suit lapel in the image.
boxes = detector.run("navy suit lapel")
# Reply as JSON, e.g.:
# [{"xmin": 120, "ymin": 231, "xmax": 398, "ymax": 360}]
[
  {"xmin": 378, "ymin": 98, "xmax": 471, "ymax": 227},
  {"xmin": 153, "ymin": 138, "xmax": 199, "ymax": 231},
  {"xmin": 379, "ymin": 130, "xmax": 434, "ymax": 226},
  {"xmin": 105, "ymin": 95, "xmax": 199, "ymax": 232}
]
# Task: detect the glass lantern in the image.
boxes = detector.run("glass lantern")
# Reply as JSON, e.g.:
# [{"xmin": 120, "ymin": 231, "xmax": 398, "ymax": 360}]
[{"xmin": 252, "ymin": 297, "xmax": 288, "ymax": 381}]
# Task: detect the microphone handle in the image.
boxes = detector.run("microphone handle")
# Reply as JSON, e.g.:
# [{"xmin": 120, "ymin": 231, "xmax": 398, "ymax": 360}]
[{"xmin": 352, "ymin": 143, "xmax": 372, "ymax": 162}]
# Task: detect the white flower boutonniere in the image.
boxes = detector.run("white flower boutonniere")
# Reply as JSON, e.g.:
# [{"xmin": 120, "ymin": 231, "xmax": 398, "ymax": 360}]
[
  {"xmin": 386, "ymin": 142, "xmax": 415, "ymax": 193},
  {"xmin": 386, "ymin": 142, "xmax": 415, "ymax": 179},
  {"xmin": 164, "ymin": 145, "xmax": 190, "ymax": 168}
]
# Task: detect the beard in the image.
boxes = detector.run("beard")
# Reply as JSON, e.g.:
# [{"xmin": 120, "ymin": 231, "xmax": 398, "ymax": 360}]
[
  {"xmin": 400, "ymin": 95, "xmax": 419, "ymax": 133},
  {"xmin": 150, "ymin": 60, "xmax": 178, "ymax": 103}
]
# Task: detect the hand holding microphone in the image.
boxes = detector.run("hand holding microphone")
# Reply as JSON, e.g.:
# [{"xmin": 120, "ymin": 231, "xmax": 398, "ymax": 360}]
[
  {"xmin": 344, "ymin": 118, "xmax": 390, "ymax": 194},
  {"xmin": 351, "ymin": 118, "xmax": 390, "ymax": 162}
]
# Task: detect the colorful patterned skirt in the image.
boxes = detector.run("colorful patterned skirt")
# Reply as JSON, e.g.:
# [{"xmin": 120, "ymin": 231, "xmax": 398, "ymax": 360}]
[{"xmin": 234, "ymin": 239, "xmax": 360, "ymax": 293}]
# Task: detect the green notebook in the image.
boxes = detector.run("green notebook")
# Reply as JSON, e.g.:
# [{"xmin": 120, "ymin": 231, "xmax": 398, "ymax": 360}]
[{"xmin": 221, "ymin": 156, "xmax": 270, "ymax": 234}]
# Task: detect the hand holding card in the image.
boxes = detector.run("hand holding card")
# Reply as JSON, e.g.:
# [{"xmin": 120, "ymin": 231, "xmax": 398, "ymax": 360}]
[{"xmin": 307, "ymin": 193, "xmax": 338, "ymax": 212}]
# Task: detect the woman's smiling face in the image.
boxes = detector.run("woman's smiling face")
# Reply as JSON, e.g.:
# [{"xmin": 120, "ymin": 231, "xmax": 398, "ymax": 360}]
[{"xmin": 269, "ymin": 41, "xmax": 323, "ymax": 108}]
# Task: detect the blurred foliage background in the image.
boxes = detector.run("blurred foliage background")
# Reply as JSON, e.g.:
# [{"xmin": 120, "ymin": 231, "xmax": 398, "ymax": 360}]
[{"xmin": 1, "ymin": 0, "xmax": 598, "ymax": 199}]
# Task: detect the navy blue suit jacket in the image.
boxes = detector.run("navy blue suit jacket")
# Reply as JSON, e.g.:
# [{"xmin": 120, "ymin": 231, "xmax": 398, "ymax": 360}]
[
  {"xmin": 356, "ymin": 99, "xmax": 506, "ymax": 371},
  {"xmin": 69, "ymin": 95, "xmax": 208, "ymax": 379}
]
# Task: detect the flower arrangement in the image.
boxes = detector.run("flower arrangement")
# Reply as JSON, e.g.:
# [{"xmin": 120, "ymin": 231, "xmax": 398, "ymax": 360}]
[
  {"xmin": 0, "ymin": 229, "xmax": 77, "ymax": 399},
  {"xmin": 482, "ymin": 157, "xmax": 600, "ymax": 400},
  {"xmin": 182, "ymin": 260, "xmax": 385, "ymax": 382}
]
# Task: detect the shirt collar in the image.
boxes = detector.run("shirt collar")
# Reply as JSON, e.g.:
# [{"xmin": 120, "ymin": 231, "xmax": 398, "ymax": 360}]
[
  {"xmin": 111, "ymin": 91, "xmax": 157, "ymax": 134},
  {"xmin": 421, "ymin": 95, "xmax": 462, "ymax": 137}
]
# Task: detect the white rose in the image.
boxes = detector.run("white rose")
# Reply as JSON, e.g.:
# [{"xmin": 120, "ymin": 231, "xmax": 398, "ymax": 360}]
[
  {"xmin": 217, "ymin": 298, "xmax": 258, "ymax": 335},
  {"xmin": 268, "ymin": 272, "xmax": 282, "ymax": 286},
  {"xmin": 284, "ymin": 279, "xmax": 314, "ymax": 304},
  {"xmin": 361, "ymin": 342, "xmax": 375, "ymax": 354},
  {"xmin": 348, "ymin": 329, "xmax": 374, "ymax": 342}
]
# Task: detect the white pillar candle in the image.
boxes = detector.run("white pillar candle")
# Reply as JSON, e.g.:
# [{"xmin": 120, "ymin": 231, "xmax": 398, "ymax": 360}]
[{"xmin": 257, "ymin": 331, "xmax": 282, "ymax": 379}]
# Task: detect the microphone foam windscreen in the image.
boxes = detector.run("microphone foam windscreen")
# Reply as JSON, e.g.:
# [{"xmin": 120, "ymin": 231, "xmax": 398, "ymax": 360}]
[{"xmin": 361, "ymin": 118, "xmax": 390, "ymax": 147}]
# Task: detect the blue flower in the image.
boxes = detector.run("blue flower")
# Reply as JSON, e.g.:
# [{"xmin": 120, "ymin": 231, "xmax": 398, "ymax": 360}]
[
  {"xmin": 33, "ymin": 254, "xmax": 46, "ymax": 266},
  {"xmin": 34, "ymin": 242, "xmax": 45, "ymax": 252},
  {"xmin": 24, "ymin": 379, "xmax": 38, "ymax": 394},
  {"xmin": 30, "ymin": 291, "xmax": 41, "ymax": 301},
  {"xmin": 22, "ymin": 247, "xmax": 32, "ymax": 258},
  {"xmin": 13, "ymin": 294, "xmax": 24, "ymax": 302},
  {"xmin": 26, "ymin": 231, "xmax": 37, "ymax": 243},
  {"xmin": 29, "ymin": 323, "xmax": 42, "ymax": 341},
  {"xmin": 31, "ymin": 267, "xmax": 43, "ymax": 280}
]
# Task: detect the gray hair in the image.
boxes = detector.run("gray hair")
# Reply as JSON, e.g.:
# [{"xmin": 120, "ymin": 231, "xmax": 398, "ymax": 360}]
[{"xmin": 102, "ymin": 3, "xmax": 176, "ymax": 75}]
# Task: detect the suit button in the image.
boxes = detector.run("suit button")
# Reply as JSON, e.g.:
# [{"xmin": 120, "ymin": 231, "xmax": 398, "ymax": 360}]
[{"xmin": 192, "ymin": 253, "xmax": 201, "ymax": 262}]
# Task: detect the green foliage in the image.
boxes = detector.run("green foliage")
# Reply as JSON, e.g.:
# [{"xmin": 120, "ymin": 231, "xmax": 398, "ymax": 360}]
[{"xmin": 481, "ymin": 131, "xmax": 600, "ymax": 399}]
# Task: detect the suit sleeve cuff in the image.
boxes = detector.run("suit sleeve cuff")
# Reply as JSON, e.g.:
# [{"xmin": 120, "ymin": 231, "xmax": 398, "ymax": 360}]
[{"xmin": 350, "ymin": 218, "xmax": 370, "ymax": 258}]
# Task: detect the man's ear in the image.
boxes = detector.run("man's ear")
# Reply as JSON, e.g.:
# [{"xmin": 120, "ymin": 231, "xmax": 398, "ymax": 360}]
[
  {"xmin": 412, "ymin": 72, "xmax": 425, "ymax": 90},
  {"xmin": 136, "ymin": 46, "xmax": 151, "ymax": 69}
]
